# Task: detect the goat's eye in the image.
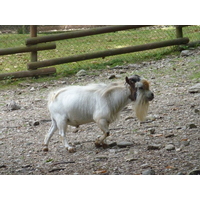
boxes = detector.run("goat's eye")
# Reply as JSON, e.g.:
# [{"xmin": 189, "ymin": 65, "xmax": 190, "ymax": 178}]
[{"xmin": 139, "ymin": 86, "xmax": 144, "ymax": 90}]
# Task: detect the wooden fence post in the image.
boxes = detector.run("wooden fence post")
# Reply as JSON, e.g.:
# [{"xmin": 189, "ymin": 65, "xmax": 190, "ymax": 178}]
[
  {"xmin": 176, "ymin": 25, "xmax": 183, "ymax": 38},
  {"xmin": 30, "ymin": 25, "xmax": 38, "ymax": 63}
]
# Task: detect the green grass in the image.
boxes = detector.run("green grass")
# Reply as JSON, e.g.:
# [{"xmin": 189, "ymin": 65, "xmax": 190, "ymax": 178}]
[
  {"xmin": 189, "ymin": 60, "xmax": 200, "ymax": 81},
  {"xmin": 191, "ymin": 71, "xmax": 200, "ymax": 79},
  {"xmin": 0, "ymin": 25, "xmax": 200, "ymax": 86}
]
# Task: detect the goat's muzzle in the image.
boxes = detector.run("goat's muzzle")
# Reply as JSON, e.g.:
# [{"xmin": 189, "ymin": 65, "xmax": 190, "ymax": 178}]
[{"xmin": 147, "ymin": 92, "xmax": 154, "ymax": 101}]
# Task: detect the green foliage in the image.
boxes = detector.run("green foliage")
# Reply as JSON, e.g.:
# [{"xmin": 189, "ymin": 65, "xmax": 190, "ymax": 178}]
[
  {"xmin": 17, "ymin": 25, "xmax": 30, "ymax": 34},
  {"xmin": 46, "ymin": 158, "xmax": 53, "ymax": 163},
  {"xmin": 192, "ymin": 71, "xmax": 200, "ymax": 79},
  {"xmin": 0, "ymin": 25, "xmax": 200, "ymax": 83}
]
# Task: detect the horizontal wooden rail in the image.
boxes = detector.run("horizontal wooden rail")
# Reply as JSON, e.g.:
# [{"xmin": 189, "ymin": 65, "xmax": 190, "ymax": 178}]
[
  {"xmin": 26, "ymin": 25, "xmax": 151, "ymax": 45},
  {"xmin": 0, "ymin": 67, "xmax": 56, "ymax": 80},
  {"xmin": 0, "ymin": 43, "xmax": 56, "ymax": 56},
  {"xmin": 28, "ymin": 37, "xmax": 189, "ymax": 70},
  {"xmin": 179, "ymin": 40, "xmax": 200, "ymax": 50},
  {"xmin": 175, "ymin": 25, "xmax": 190, "ymax": 28}
]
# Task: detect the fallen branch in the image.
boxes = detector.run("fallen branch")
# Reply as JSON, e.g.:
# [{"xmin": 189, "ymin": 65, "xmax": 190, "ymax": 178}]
[
  {"xmin": 40, "ymin": 119, "xmax": 51, "ymax": 123},
  {"xmin": 52, "ymin": 161, "xmax": 75, "ymax": 166},
  {"xmin": 49, "ymin": 168, "xmax": 65, "ymax": 173},
  {"xmin": 0, "ymin": 126, "xmax": 21, "ymax": 129},
  {"xmin": 110, "ymin": 127, "xmax": 126, "ymax": 130}
]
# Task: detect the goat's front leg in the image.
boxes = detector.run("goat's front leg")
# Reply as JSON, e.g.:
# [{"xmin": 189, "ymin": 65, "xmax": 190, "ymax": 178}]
[
  {"xmin": 43, "ymin": 119, "xmax": 57, "ymax": 151},
  {"xmin": 95, "ymin": 119, "xmax": 110, "ymax": 148}
]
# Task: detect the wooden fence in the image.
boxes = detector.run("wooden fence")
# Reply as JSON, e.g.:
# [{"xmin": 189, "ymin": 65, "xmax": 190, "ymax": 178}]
[{"xmin": 0, "ymin": 25, "xmax": 193, "ymax": 80}]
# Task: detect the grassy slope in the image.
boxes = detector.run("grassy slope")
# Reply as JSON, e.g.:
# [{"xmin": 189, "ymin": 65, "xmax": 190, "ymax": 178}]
[{"xmin": 0, "ymin": 26, "xmax": 200, "ymax": 87}]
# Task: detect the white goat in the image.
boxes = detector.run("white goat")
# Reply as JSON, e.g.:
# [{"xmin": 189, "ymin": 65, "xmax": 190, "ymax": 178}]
[{"xmin": 43, "ymin": 75, "xmax": 154, "ymax": 152}]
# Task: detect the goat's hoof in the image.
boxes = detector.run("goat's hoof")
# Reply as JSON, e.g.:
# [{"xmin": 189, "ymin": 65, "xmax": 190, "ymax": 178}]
[
  {"xmin": 95, "ymin": 141, "xmax": 102, "ymax": 148},
  {"xmin": 102, "ymin": 143, "xmax": 109, "ymax": 149},
  {"xmin": 95, "ymin": 141, "xmax": 109, "ymax": 149},
  {"xmin": 68, "ymin": 147, "xmax": 76, "ymax": 153},
  {"xmin": 43, "ymin": 146, "xmax": 49, "ymax": 152}
]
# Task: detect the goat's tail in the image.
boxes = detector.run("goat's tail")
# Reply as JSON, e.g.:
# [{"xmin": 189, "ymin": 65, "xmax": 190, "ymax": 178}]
[
  {"xmin": 48, "ymin": 91, "xmax": 56, "ymax": 106},
  {"xmin": 48, "ymin": 87, "xmax": 69, "ymax": 106}
]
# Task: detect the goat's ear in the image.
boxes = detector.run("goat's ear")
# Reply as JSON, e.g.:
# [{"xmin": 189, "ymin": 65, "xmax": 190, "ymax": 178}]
[
  {"xmin": 125, "ymin": 76, "xmax": 130, "ymax": 84},
  {"xmin": 126, "ymin": 76, "xmax": 135, "ymax": 89}
]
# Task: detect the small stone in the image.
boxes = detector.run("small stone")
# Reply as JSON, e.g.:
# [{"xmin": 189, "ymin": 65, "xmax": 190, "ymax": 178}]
[
  {"xmin": 125, "ymin": 116, "xmax": 134, "ymax": 121},
  {"xmin": 188, "ymin": 169, "xmax": 200, "ymax": 175},
  {"xmin": 165, "ymin": 144, "xmax": 175, "ymax": 151},
  {"xmin": 146, "ymin": 114, "xmax": 160, "ymax": 121},
  {"xmin": 176, "ymin": 126, "xmax": 182, "ymax": 130},
  {"xmin": 142, "ymin": 169, "xmax": 155, "ymax": 175},
  {"xmin": 49, "ymin": 168, "xmax": 65, "ymax": 173},
  {"xmin": 176, "ymin": 147, "xmax": 182, "ymax": 152},
  {"xmin": 33, "ymin": 121, "xmax": 40, "ymax": 126},
  {"xmin": 76, "ymin": 69, "xmax": 87, "ymax": 76},
  {"xmin": 165, "ymin": 133, "xmax": 175, "ymax": 138},
  {"xmin": 108, "ymin": 142, "xmax": 117, "ymax": 148},
  {"xmin": 117, "ymin": 141, "xmax": 133, "ymax": 148},
  {"xmin": 109, "ymin": 149, "xmax": 116, "ymax": 154},
  {"xmin": 188, "ymin": 83, "xmax": 200, "ymax": 93},
  {"xmin": 128, "ymin": 63, "xmax": 140, "ymax": 69},
  {"xmin": 21, "ymin": 164, "xmax": 31, "ymax": 168},
  {"xmin": 147, "ymin": 144, "xmax": 161, "ymax": 150},
  {"xmin": 108, "ymin": 74, "xmax": 116, "ymax": 79},
  {"xmin": 113, "ymin": 65, "xmax": 123, "ymax": 69},
  {"xmin": 0, "ymin": 165, "xmax": 7, "ymax": 168},
  {"xmin": 128, "ymin": 148, "xmax": 139, "ymax": 155},
  {"xmin": 180, "ymin": 50, "xmax": 193, "ymax": 57},
  {"xmin": 95, "ymin": 155, "xmax": 108, "ymax": 161},
  {"xmin": 30, "ymin": 87, "xmax": 35, "ymax": 91},
  {"xmin": 58, "ymin": 81, "xmax": 67, "ymax": 84},
  {"xmin": 194, "ymin": 109, "xmax": 200, "ymax": 114},
  {"xmin": 187, "ymin": 123, "xmax": 197, "ymax": 129},
  {"xmin": 125, "ymin": 155, "xmax": 137, "ymax": 162},
  {"xmin": 181, "ymin": 139, "xmax": 190, "ymax": 146},
  {"xmin": 119, "ymin": 70, "xmax": 126, "ymax": 74},
  {"xmin": 177, "ymin": 172, "xmax": 184, "ymax": 175},
  {"xmin": 140, "ymin": 163, "xmax": 150, "ymax": 168},
  {"xmin": 148, "ymin": 128, "xmax": 155, "ymax": 134},
  {"xmin": 15, "ymin": 169, "xmax": 22, "ymax": 172},
  {"xmin": 30, "ymin": 121, "xmax": 40, "ymax": 126},
  {"xmin": 122, "ymin": 65, "xmax": 129, "ymax": 69},
  {"xmin": 152, "ymin": 134, "xmax": 163, "ymax": 137},
  {"xmin": 7, "ymin": 101, "xmax": 20, "ymax": 111},
  {"xmin": 115, "ymin": 75, "xmax": 121, "ymax": 78}
]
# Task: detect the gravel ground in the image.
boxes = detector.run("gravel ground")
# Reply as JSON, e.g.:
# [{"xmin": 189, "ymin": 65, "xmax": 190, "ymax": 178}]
[{"xmin": 0, "ymin": 48, "xmax": 199, "ymax": 175}]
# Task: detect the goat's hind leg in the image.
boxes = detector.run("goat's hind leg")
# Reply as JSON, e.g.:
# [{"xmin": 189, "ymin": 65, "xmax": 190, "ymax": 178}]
[
  {"xmin": 43, "ymin": 119, "xmax": 57, "ymax": 151},
  {"xmin": 57, "ymin": 119, "xmax": 76, "ymax": 153}
]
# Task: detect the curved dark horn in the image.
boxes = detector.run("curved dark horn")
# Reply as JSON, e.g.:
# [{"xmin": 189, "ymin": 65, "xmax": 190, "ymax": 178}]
[{"xmin": 128, "ymin": 75, "xmax": 141, "ymax": 83}]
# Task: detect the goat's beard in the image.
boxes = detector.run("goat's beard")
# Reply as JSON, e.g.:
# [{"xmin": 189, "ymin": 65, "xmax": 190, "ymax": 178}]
[{"xmin": 133, "ymin": 95, "xmax": 149, "ymax": 122}]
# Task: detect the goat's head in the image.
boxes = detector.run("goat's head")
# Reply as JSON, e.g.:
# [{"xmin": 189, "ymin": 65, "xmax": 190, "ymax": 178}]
[{"xmin": 126, "ymin": 75, "xmax": 154, "ymax": 121}]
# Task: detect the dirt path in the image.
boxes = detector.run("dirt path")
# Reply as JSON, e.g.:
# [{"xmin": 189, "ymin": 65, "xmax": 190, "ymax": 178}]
[{"xmin": 0, "ymin": 49, "xmax": 199, "ymax": 175}]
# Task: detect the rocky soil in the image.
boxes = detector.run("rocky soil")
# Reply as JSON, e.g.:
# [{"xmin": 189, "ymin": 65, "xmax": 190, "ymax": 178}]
[{"xmin": 0, "ymin": 48, "xmax": 199, "ymax": 175}]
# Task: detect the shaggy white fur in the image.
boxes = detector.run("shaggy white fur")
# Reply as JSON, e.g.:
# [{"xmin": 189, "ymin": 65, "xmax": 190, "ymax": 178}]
[{"xmin": 43, "ymin": 77, "xmax": 153, "ymax": 152}]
